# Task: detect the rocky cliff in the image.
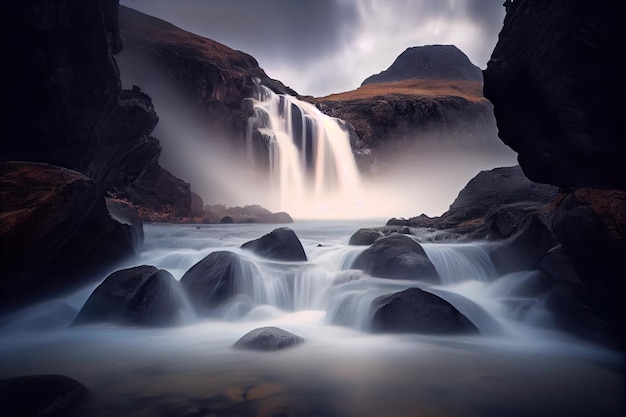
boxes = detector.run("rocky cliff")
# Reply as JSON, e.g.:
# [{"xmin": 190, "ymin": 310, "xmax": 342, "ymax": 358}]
[
  {"xmin": 316, "ymin": 45, "xmax": 513, "ymax": 174},
  {"xmin": 116, "ymin": 5, "xmax": 296, "ymax": 148},
  {"xmin": 483, "ymin": 0, "xmax": 625, "ymax": 346}
]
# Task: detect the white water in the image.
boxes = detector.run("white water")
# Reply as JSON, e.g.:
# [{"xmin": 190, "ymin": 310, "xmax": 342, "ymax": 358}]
[
  {"xmin": 0, "ymin": 221, "xmax": 623, "ymax": 417},
  {"xmin": 246, "ymin": 82, "xmax": 363, "ymax": 218}
]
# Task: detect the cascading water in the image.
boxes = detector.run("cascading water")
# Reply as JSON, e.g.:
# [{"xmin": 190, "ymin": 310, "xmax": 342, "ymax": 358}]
[
  {"xmin": 246, "ymin": 80, "xmax": 363, "ymax": 218},
  {"xmin": 1, "ymin": 222, "xmax": 623, "ymax": 417}
]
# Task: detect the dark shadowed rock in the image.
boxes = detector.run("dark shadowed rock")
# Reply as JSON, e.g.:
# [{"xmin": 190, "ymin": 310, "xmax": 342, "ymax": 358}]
[
  {"xmin": 551, "ymin": 189, "xmax": 626, "ymax": 346},
  {"xmin": 349, "ymin": 228, "xmax": 385, "ymax": 245},
  {"xmin": 241, "ymin": 227, "xmax": 307, "ymax": 261},
  {"xmin": 203, "ymin": 204, "xmax": 293, "ymax": 224},
  {"xmin": 0, "ymin": 162, "xmax": 138, "ymax": 315},
  {"xmin": 73, "ymin": 266, "xmax": 185, "ymax": 327},
  {"xmin": 362, "ymin": 45, "xmax": 483, "ymax": 85},
  {"xmin": 371, "ymin": 287, "xmax": 478, "ymax": 334},
  {"xmin": 234, "ymin": 326, "xmax": 304, "ymax": 351},
  {"xmin": 0, "ymin": 374, "xmax": 88, "ymax": 417},
  {"xmin": 190, "ymin": 192, "xmax": 204, "ymax": 217},
  {"xmin": 352, "ymin": 234, "xmax": 439, "ymax": 282},
  {"xmin": 180, "ymin": 251, "xmax": 249, "ymax": 314},
  {"xmin": 484, "ymin": 1, "xmax": 625, "ymax": 189}
]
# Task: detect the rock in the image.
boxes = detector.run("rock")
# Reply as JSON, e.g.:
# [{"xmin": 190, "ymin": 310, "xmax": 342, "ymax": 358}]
[
  {"xmin": 371, "ymin": 288, "xmax": 478, "ymax": 334},
  {"xmin": 362, "ymin": 45, "xmax": 483, "ymax": 85},
  {"xmin": 0, "ymin": 374, "xmax": 88, "ymax": 417},
  {"xmin": 190, "ymin": 192, "xmax": 204, "ymax": 217},
  {"xmin": 203, "ymin": 204, "xmax": 293, "ymax": 224},
  {"xmin": 349, "ymin": 228, "xmax": 385, "ymax": 245},
  {"xmin": 438, "ymin": 166, "xmax": 558, "ymax": 232},
  {"xmin": 0, "ymin": 162, "xmax": 138, "ymax": 315},
  {"xmin": 351, "ymin": 234, "xmax": 439, "ymax": 282},
  {"xmin": 180, "ymin": 251, "xmax": 249, "ymax": 314},
  {"xmin": 241, "ymin": 227, "xmax": 307, "ymax": 261},
  {"xmin": 234, "ymin": 327, "xmax": 304, "ymax": 351},
  {"xmin": 117, "ymin": 5, "xmax": 296, "ymax": 146},
  {"xmin": 483, "ymin": 1, "xmax": 624, "ymax": 189},
  {"xmin": 220, "ymin": 216, "xmax": 234, "ymax": 224},
  {"xmin": 539, "ymin": 245, "xmax": 584, "ymax": 287},
  {"xmin": 488, "ymin": 212, "xmax": 558, "ymax": 275},
  {"xmin": 73, "ymin": 265, "xmax": 185, "ymax": 327},
  {"xmin": 105, "ymin": 197, "xmax": 144, "ymax": 251},
  {"xmin": 551, "ymin": 189, "xmax": 626, "ymax": 346}
]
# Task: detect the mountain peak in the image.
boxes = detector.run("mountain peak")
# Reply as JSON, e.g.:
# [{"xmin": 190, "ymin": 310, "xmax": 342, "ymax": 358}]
[{"xmin": 362, "ymin": 45, "xmax": 482, "ymax": 86}]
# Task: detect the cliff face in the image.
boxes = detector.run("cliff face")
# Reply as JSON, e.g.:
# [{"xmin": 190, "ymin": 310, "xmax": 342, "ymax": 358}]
[
  {"xmin": 483, "ymin": 0, "xmax": 625, "ymax": 346},
  {"xmin": 116, "ymin": 5, "xmax": 296, "ymax": 146},
  {"xmin": 484, "ymin": 1, "xmax": 625, "ymax": 190}
]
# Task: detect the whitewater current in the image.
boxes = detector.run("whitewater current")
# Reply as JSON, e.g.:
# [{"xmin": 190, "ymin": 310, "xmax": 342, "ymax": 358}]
[{"xmin": 0, "ymin": 221, "xmax": 623, "ymax": 417}]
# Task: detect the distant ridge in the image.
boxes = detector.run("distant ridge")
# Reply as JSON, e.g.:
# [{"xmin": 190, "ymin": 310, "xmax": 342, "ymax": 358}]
[{"xmin": 362, "ymin": 45, "xmax": 483, "ymax": 85}]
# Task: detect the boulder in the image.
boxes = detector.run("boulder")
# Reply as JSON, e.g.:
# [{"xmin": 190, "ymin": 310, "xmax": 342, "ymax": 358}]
[
  {"xmin": 241, "ymin": 227, "xmax": 307, "ymax": 261},
  {"xmin": 0, "ymin": 162, "xmax": 138, "ymax": 315},
  {"xmin": 73, "ymin": 265, "xmax": 185, "ymax": 327},
  {"xmin": 234, "ymin": 327, "xmax": 304, "ymax": 351},
  {"xmin": 484, "ymin": 1, "xmax": 625, "ymax": 189},
  {"xmin": 371, "ymin": 287, "xmax": 478, "ymax": 334},
  {"xmin": 180, "ymin": 251, "xmax": 249, "ymax": 314},
  {"xmin": 348, "ymin": 228, "xmax": 385, "ymax": 246},
  {"xmin": 351, "ymin": 234, "xmax": 439, "ymax": 282},
  {"xmin": 0, "ymin": 374, "xmax": 88, "ymax": 417}
]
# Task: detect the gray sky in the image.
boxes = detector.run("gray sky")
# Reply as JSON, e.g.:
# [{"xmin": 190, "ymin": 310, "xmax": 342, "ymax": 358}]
[{"xmin": 120, "ymin": 0, "xmax": 506, "ymax": 97}]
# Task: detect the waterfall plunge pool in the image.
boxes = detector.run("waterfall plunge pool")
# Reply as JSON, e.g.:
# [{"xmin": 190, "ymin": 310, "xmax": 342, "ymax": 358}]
[{"xmin": 1, "ymin": 221, "xmax": 624, "ymax": 417}]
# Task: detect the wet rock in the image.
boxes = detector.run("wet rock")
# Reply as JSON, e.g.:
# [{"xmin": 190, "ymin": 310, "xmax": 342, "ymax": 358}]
[
  {"xmin": 73, "ymin": 265, "xmax": 185, "ymax": 327},
  {"xmin": 0, "ymin": 374, "xmax": 88, "ymax": 417},
  {"xmin": 349, "ymin": 228, "xmax": 385, "ymax": 245},
  {"xmin": 234, "ymin": 326, "xmax": 304, "ymax": 351},
  {"xmin": 371, "ymin": 287, "xmax": 478, "ymax": 334},
  {"xmin": 105, "ymin": 197, "xmax": 144, "ymax": 251},
  {"xmin": 180, "ymin": 251, "xmax": 250, "ymax": 314},
  {"xmin": 0, "ymin": 162, "xmax": 138, "ymax": 315},
  {"xmin": 241, "ymin": 227, "xmax": 307, "ymax": 261},
  {"xmin": 351, "ymin": 234, "xmax": 439, "ymax": 282}
]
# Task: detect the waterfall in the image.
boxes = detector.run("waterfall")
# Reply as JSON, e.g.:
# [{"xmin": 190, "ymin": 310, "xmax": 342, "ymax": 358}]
[{"xmin": 246, "ymin": 81, "xmax": 363, "ymax": 218}]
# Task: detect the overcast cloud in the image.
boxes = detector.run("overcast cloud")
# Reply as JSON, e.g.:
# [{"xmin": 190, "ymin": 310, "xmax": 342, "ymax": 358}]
[{"xmin": 120, "ymin": 0, "xmax": 505, "ymax": 97}]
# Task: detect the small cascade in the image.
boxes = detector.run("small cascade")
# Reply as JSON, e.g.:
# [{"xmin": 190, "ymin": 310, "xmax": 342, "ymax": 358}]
[
  {"xmin": 421, "ymin": 242, "xmax": 498, "ymax": 285},
  {"xmin": 246, "ymin": 80, "xmax": 363, "ymax": 217}
]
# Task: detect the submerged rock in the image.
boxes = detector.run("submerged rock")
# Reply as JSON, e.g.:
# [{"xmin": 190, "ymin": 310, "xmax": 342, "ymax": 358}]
[
  {"xmin": 241, "ymin": 227, "xmax": 307, "ymax": 261},
  {"xmin": 371, "ymin": 287, "xmax": 478, "ymax": 334},
  {"xmin": 0, "ymin": 374, "xmax": 88, "ymax": 417},
  {"xmin": 180, "ymin": 251, "xmax": 250, "ymax": 314},
  {"xmin": 73, "ymin": 265, "xmax": 185, "ymax": 327},
  {"xmin": 352, "ymin": 234, "xmax": 439, "ymax": 282},
  {"xmin": 234, "ymin": 326, "xmax": 304, "ymax": 351}
]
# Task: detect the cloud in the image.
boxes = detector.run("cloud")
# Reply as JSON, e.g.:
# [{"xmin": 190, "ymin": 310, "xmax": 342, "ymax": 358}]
[{"xmin": 121, "ymin": 0, "xmax": 505, "ymax": 96}]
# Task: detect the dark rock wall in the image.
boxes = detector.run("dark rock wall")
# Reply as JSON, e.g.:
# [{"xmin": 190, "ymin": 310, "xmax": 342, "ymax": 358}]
[{"xmin": 484, "ymin": 0, "xmax": 625, "ymax": 189}]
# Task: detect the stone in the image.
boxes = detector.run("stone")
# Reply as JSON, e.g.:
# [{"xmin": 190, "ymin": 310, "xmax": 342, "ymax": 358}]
[
  {"xmin": 351, "ymin": 234, "xmax": 439, "ymax": 282},
  {"xmin": 234, "ymin": 327, "xmax": 304, "ymax": 351},
  {"xmin": 349, "ymin": 228, "xmax": 385, "ymax": 245},
  {"xmin": 241, "ymin": 227, "xmax": 307, "ymax": 261},
  {"xmin": 0, "ymin": 374, "xmax": 88, "ymax": 417},
  {"xmin": 371, "ymin": 287, "xmax": 478, "ymax": 334},
  {"xmin": 0, "ymin": 162, "xmax": 138, "ymax": 315},
  {"xmin": 73, "ymin": 266, "xmax": 185, "ymax": 327}
]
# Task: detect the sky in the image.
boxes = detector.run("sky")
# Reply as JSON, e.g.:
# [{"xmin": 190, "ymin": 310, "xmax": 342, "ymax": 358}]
[{"xmin": 120, "ymin": 0, "xmax": 506, "ymax": 97}]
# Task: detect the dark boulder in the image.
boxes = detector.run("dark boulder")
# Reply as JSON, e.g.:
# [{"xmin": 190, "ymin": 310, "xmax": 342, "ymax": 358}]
[
  {"xmin": 351, "ymin": 234, "xmax": 439, "ymax": 282},
  {"xmin": 362, "ymin": 45, "xmax": 483, "ymax": 85},
  {"xmin": 0, "ymin": 374, "xmax": 88, "ymax": 417},
  {"xmin": 241, "ymin": 227, "xmax": 307, "ymax": 261},
  {"xmin": 551, "ymin": 189, "xmax": 626, "ymax": 346},
  {"xmin": 180, "ymin": 251, "xmax": 249, "ymax": 314},
  {"xmin": 0, "ymin": 162, "xmax": 138, "ymax": 315},
  {"xmin": 234, "ymin": 326, "xmax": 304, "ymax": 351},
  {"xmin": 220, "ymin": 216, "xmax": 234, "ymax": 224},
  {"xmin": 73, "ymin": 265, "xmax": 185, "ymax": 327},
  {"xmin": 483, "ymin": 1, "xmax": 625, "ymax": 189},
  {"xmin": 371, "ymin": 287, "xmax": 478, "ymax": 334},
  {"xmin": 437, "ymin": 165, "xmax": 558, "ymax": 233},
  {"xmin": 349, "ymin": 228, "xmax": 385, "ymax": 245}
]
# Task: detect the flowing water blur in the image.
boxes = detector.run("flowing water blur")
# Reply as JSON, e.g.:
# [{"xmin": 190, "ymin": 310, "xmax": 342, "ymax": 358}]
[{"xmin": 0, "ymin": 221, "xmax": 624, "ymax": 417}]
